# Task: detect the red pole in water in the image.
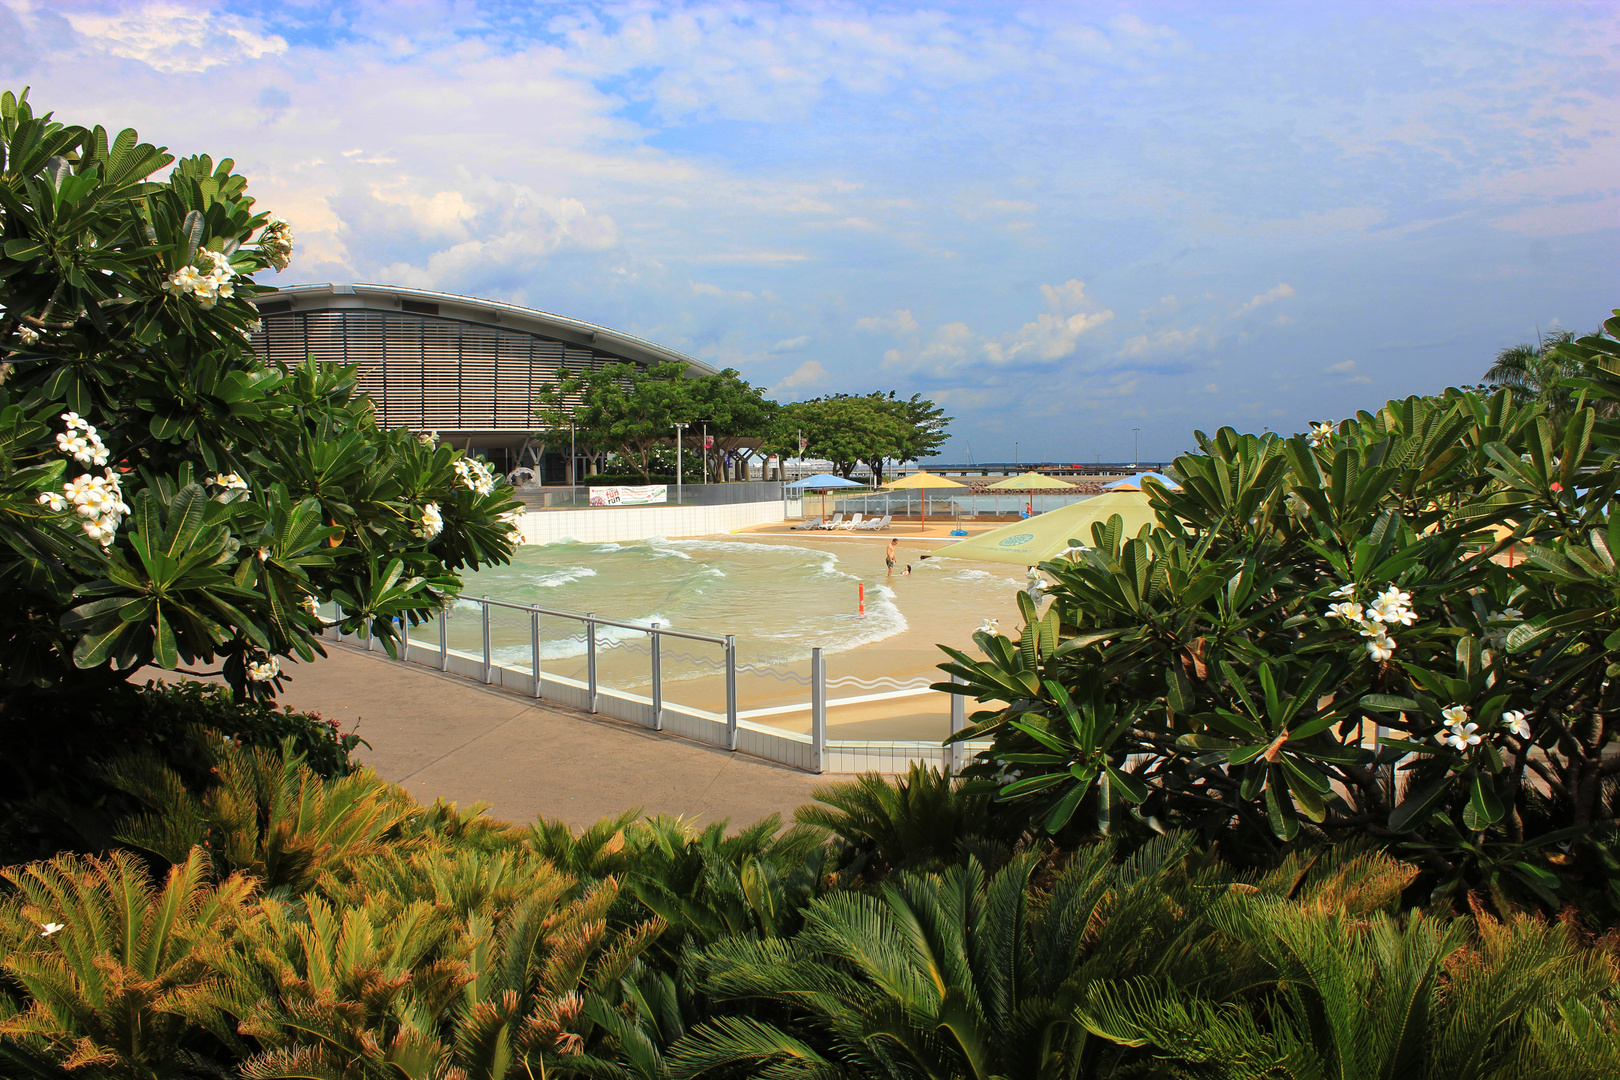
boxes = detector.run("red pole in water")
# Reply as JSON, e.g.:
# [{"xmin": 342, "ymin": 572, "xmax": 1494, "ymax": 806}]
[{"xmin": 859, "ymin": 583, "xmax": 865, "ymax": 618}]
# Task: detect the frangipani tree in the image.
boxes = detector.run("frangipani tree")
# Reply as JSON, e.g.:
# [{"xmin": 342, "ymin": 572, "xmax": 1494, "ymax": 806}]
[
  {"xmin": 0, "ymin": 88, "xmax": 522, "ymax": 700},
  {"xmin": 941, "ymin": 310, "xmax": 1620, "ymax": 913}
]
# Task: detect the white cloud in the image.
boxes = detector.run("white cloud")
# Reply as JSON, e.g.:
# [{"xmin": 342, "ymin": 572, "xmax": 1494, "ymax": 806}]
[
  {"xmin": 1117, "ymin": 325, "xmax": 1215, "ymax": 359},
  {"xmin": 60, "ymin": 2, "xmax": 286, "ymax": 73},
  {"xmin": 1325, "ymin": 359, "xmax": 1356, "ymax": 373},
  {"xmin": 1232, "ymin": 283, "xmax": 1296, "ymax": 318},
  {"xmin": 982, "ymin": 279, "xmax": 1114, "ymax": 365},
  {"xmin": 855, "ymin": 309, "xmax": 919, "ymax": 335},
  {"xmin": 771, "ymin": 335, "xmax": 810, "ymax": 353},
  {"xmin": 781, "ymin": 359, "xmax": 828, "ymax": 388}
]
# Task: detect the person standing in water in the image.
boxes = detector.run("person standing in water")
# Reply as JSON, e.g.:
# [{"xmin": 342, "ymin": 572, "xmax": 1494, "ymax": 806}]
[{"xmin": 885, "ymin": 538, "xmax": 898, "ymax": 576}]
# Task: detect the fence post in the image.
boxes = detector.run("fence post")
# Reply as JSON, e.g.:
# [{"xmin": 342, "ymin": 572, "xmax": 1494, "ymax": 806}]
[
  {"xmin": 586, "ymin": 613, "xmax": 598, "ymax": 713},
  {"xmin": 724, "ymin": 634, "xmax": 738, "ymax": 750},
  {"xmin": 650, "ymin": 622, "xmax": 663, "ymax": 730},
  {"xmin": 481, "ymin": 599, "xmax": 492, "ymax": 685},
  {"xmin": 1098, "ymin": 772, "xmax": 1112, "ymax": 835},
  {"xmin": 439, "ymin": 606, "xmax": 449, "ymax": 671},
  {"xmin": 949, "ymin": 672, "xmax": 966, "ymax": 775},
  {"xmin": 398, "ymin": 616, "xmax": 408, "ymax": 662},
  {"xmin": 531, "ymin": 609, "xmax": 542, "ymax": 699},
  {"xmin": 811, "ymin": 647, "xmax": 826, "ymax": 774}
]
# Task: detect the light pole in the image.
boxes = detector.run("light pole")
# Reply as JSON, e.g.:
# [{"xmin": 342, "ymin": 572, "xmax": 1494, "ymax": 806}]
[
  {"xmin": 1014, "ymin": 441, "xmax": 1019, "ymax": 466},
  {"xmin": 569, "ymin": 421, "xmax": 576, "ymax": 486},
  {"xmin": 1132, "ymin": 427, "xmax": 1140, "ymax": 469},
  {"xmin": 673, "ymin": 422, "xmax": 687, "ymax": 503}
]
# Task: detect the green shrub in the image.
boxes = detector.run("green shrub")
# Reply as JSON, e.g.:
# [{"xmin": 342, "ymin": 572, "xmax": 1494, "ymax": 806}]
[{"xmin": 942, "ymin": 311, "xmax": 1620, "ymax": 915}]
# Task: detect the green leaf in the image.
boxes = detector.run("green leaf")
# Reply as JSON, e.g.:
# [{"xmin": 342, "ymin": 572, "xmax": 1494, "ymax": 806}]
[{"xmin": 1390, "ymin": 775, "xmax": 1454, "ymax": 833}]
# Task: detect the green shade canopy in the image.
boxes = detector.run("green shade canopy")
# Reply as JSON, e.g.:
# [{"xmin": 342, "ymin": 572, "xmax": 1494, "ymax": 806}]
[
  {"xmin": 926, "ymin": 491, "xmax": 1162, "ymax": 565},
  {"xmin": 984, "ymin": 472, "xmax": 1076, "ymax": 490}
]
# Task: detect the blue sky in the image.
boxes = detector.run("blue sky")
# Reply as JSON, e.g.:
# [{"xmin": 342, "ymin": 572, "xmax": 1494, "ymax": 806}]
[{"xmin": 5, "ymin": 1, "xmax": 1616, "ymax": 462}]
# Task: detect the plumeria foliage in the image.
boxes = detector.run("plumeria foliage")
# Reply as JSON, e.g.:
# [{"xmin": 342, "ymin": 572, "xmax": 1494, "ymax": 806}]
[
  {"xmin": 940, "ymin": 311, "xmax": 1620, "ymax": 912},
  {"xmin": 0, "ymin": 89, "xmax": 520, "ymax": 697}
]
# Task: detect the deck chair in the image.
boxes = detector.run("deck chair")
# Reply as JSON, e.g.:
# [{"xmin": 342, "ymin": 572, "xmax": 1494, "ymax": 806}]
[
  {"xmin": 820, "ymin": 513, "xmax": 844, "ymax": 530},
  {"xmin": 870, "ymin": 514, "xmax": 893, "ymax": 531},
  {"xmin": 791, "ymin": 516, "xmax": 823, "ymax": 530},
  {"xmin": 838, "ymin": 512, "xmax": 863, "ymax": 530},
  {"xmin": 859, "ymin": 514, "xmax": 890, "ymax": 531}
]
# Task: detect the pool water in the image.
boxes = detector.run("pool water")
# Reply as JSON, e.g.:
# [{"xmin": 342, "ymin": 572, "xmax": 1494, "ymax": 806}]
[{"xmin": 431, "ymin": 537, "xmax": 1025, "ymax": 701}]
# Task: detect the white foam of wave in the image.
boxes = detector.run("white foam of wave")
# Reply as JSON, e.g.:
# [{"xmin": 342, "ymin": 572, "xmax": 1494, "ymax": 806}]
[
  {"xmin": 528, "ymin": 567, "xmax": 597, "ymax": 588},
  {"xmin": 490, "ymin": 613, "xmax": 676, "ymax": 665}
]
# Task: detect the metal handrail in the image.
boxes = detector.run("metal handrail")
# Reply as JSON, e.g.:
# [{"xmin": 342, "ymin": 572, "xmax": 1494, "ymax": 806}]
[{"xmin": 468, "ymin": 595, "xmax": 727, "ymax": 645}]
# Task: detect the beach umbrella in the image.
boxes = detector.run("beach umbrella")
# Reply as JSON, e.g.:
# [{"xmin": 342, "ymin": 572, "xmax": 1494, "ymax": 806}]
[
  {"xmin": 882, "ymin": 471, "xmax": 967, "ymax": 531},
  {"xmin": 985, "ymin": 471, "xmax": 1076, "ymax": 515},
  {"xmin": 786, "ymin": 472, "xmax": 866, "ymax": 520},
  {"xmin": 926, "ymin": 490, "xmax": 1162, "ymax": 565},
  {"xmin": 1105, "ymin": 471, "xmax": 1180, "ymax": 492}
]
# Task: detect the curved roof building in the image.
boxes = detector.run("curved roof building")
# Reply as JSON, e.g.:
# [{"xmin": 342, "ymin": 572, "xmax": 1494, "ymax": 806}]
[{"xmin": 249, "ymin": 282, "xmax": 713, "ymax": 477}]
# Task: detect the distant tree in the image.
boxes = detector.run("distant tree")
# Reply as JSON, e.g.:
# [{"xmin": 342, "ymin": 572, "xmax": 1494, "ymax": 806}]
[
  {"xmin": 772, "ymin": 396, "xmax": 908, "ymax": 479},
  {"xmin": 1484, "ymin": 329, "xmax": 1579, "ymax": 411},
  {"xmin": 864, "ymin": 391, "xmax": 951, "ymax": 485},
  {"xmin": 535, "ymin": 362, "xmax": 692, "ymax": 483}
]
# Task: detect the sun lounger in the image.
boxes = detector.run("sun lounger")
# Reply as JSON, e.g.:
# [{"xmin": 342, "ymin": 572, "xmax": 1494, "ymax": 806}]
[
  {"xmin": 791, "ymin": 516, "xmax": 823, "ymax": 530},
  {"xmin": 819, "ymin": 513, "xmax": 844, "ymax": 530},
  {"xmin": 860, "ymin": 514, "xmax": 892, "ymax": 531},
  {"xmin": 838, "ymin": 512, "xmax": 863, "ymax": 530}
]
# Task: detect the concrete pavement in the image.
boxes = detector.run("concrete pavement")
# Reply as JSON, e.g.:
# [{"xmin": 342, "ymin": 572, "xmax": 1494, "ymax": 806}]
[{"xmin": 170, "ymin": 646, "xmax": 830, "ymax": 830}]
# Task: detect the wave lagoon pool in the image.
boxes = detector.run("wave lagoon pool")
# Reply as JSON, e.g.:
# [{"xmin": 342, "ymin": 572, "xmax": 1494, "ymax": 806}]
[{"xmin": 410, "ymin": 536, "xmax": 1027, "ymax": 721}]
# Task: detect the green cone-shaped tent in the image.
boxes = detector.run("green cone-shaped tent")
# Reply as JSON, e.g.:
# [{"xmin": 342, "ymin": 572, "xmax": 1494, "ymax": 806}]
[{"xmin": 926, "ymin": 490, "xmax": 1162, "ymax": 565}]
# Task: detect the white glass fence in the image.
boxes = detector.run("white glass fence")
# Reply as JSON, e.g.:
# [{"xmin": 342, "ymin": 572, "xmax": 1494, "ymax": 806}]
[{"xmin": 326, "ymin": 597, "xmax": 989, "ymax": 774}]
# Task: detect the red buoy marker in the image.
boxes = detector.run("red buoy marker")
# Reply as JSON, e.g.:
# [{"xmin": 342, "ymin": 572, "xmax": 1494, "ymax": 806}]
[{"xmin": 858, "ymin": 582, "xmax": 866, "ymax": 618}]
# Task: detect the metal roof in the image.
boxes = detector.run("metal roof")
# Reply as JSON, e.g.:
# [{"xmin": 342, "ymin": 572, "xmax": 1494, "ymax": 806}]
[{"xmin": 253, "ymin": 282, "xmax": 717, "ymax": 377}]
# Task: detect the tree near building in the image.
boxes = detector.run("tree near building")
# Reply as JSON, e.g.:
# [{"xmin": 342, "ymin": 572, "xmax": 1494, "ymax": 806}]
[
  {"xmin": 1484, "ymin": 329, "xmax": 1581, "ymax": 412},
  {"xmin": 535, "ymin": 361, "xmax": 693, "ymax": 483},
  {"xmin": 686, "ymin": 368, "xmax": 777, "ymax": 482},
  {"xmin": 0, "ymin": 88, "xmax": 520, "ymax": 704}
]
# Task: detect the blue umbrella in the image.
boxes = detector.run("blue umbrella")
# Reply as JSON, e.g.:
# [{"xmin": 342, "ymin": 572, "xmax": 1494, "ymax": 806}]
[
  {"xmin": 1104, "ymin": 471, "xmax": 1180, "ymax": 491},
  {"xmin": 787, "ymin": 473, "xmax": 867, "ymax": 520}
]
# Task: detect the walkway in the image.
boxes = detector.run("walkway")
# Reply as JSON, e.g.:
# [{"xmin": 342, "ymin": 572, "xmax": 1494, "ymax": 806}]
[{"xmin": 174, "ymin": 647, "xmax": 829, "ymax": 830}]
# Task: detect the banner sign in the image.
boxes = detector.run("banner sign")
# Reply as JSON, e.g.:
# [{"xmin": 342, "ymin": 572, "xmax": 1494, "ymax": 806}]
[{"xmin": 589, "ymin": 485, "xmax": 668, "ymax": 506}]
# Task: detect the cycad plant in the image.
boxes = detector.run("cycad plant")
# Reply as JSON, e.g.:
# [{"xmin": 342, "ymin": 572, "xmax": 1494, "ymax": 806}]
[
  {"xmin": 793, "ymin": 762, "xmax": 995, "ymax": 877},
  {"xmin": 104, "ymin": 739, "xmax": 411, "ymax": 895},
  {"xmin": 1081, "ymin": 890, "xmax": 1620, "ymax": 1079},
  {"xmin": 670, "ymin": 836, "xmax": 1206, "ymax": 1079},
  {"xmin": 0, "ymin": 848, "xmax": 254, "ymax": 1079}
]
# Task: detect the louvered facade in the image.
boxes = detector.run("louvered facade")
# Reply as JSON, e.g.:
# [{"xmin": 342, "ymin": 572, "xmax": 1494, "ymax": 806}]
[{"xmin": 248, "ymin": 283, "xmax": 713, "ymax": 479}]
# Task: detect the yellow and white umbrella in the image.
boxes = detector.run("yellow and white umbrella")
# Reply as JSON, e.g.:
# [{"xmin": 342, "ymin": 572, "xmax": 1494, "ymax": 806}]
[
  {"xmin": 881, "ymin": 471, "xmax": 967, "ymax": 531},
  {"xmin": 927, "ymin": 490, "xmax": 1163, "ymax": 565},
  {"xmin": 985, "ymin": 471, "xmax": 1076, "ymax": 515}
]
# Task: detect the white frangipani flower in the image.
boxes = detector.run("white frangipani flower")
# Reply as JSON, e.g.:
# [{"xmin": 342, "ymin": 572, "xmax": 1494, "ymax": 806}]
[
  {"xmin": 208, "ymin": 472, "xmax": 248, "ymax": 501},
  {"xmin": 1329, "ymin": 583, "xmax": 1358, "ymax": 599},
  {"xmin": 1326, "ymin": 601, "xmax": 1364, "ymax": 622},
  {"xmin": 259, "ymin": 216, "xmax": 294, "ymax": 272},
  {"xmin": 61, "ymin": 470, "xmax": 130, "ymax": 546},
  {"xmin": 56, "ymin": 412, "xmax": 110, "ymax": 467},
  {"xmin": 497, "ymin": 508, "xmax": 525, "ymax": 546},
  {"xmin": 301, "ymin": 594, "xmax": 321, "ymax": 619},
  {"xmin": 1365, "ymin": 635, "xmax": 1396, "ymax": 662},
  {"xmin": 978, "ymin": 618, "xmax": 1000, "ymax": 636},
  {"xmin": 417, "ymin": 502, "xmax": 444, "ymax": 541},
  {"xmin": 1442, "ymin": 721, "xmax": 1482, "ymax": 749},
  {"xmin": 39, "ymin": 922, "xmax": 64, "ymax": 937},
  {"xmin": 453, "ymin": 457, "xmax": 495, "ymax": 496},
  {"xmin": 1441, "ymin": 704, "xmax": 1469, "ymax": 727},
  {"xmin": 16, "ymin": 324, "xmax": 41, "ymax": 345},
  {"xmin": 1306, "ymin": 421, "xmax": 1336, "ymax": 447},
  {"xmin": 246, "ymin": 656, "xmax": 280, "ymax": 682},
  {"xmin": 1502, "ymin": 710, "xmax": 1532, "ymax": 739},
  {"xmin": 37, "ymin": 491, "xmax": 67, "ymax": 512}
]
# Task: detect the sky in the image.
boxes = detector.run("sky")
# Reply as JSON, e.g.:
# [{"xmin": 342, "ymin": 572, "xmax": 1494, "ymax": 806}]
[{"xmin": 5, "ymin": 1, "xmax": 1618, "ymax": 463}]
